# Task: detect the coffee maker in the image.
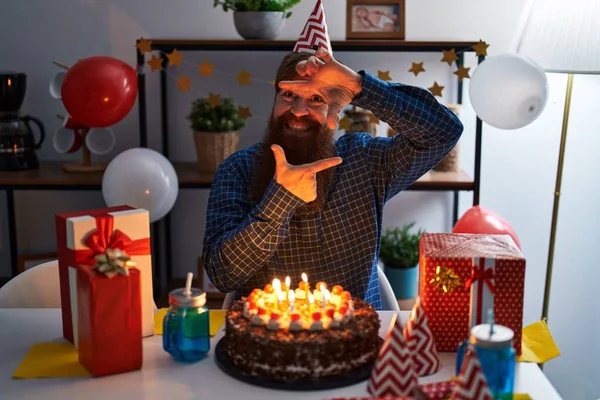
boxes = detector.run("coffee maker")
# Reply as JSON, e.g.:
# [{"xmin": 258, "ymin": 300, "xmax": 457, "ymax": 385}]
[{"xmin": 0, "ymin": 71, "xmax": 45, "ymax": 170}]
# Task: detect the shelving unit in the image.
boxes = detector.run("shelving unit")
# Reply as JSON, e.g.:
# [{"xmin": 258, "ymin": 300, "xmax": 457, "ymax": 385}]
[
  {"xmin": 134, "ymin": 39, "xmax": 485, "ymax": 296},
  {"xmin": 0, "ymin": 39, "xmax": 485, "ymax": 299}
]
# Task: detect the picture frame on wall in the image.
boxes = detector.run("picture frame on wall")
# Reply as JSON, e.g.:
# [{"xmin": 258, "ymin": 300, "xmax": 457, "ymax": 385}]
[
  {"xmin": 17, "ymin": 252, "xmax": 57, "ymax": 274},
  {"xmin": 197, "ymin": 257, "xmax": 225, "ymax": 300},
  {"xmin": 346, "ymin": 0, "xmax": 406, "ymax": 40}
]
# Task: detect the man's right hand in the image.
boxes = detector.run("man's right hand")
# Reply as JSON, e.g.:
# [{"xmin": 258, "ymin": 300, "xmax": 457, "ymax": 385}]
[{"xmin": 271, "ymin": 144, "xmax": 342, "ymax": 203}]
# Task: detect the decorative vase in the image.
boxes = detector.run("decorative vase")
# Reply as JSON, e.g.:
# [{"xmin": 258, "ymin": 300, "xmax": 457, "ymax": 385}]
[
  {"xmin": 344, "ymin": 106, "xmax": 377, "ymax": 136},
  {"xmin": 193, "ymin": 131, "xmax": 239, "ymax": 173},
  {"xmin": 233, "ymin": 11, "xmax": 286, "ymax": 40},
  {"xmin": 383, "ymin": 264, "xmax": 419, "ymax": 299}
]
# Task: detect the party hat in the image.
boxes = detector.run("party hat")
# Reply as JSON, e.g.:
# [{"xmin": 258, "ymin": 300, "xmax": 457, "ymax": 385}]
[
  {"xmin": 450, "ymin": 349, "xmax": 494, "ymax": 400},
  {"xmin": 293, "ymin": 0, "xmax": 332, "ymax": 54},
  {"xmin": 367, "ymin": 315, "xmax": 419, "ymax": 397},
  {"xmin": 403, "ymin": 297, "xmax": 441, "ymax": 376}
]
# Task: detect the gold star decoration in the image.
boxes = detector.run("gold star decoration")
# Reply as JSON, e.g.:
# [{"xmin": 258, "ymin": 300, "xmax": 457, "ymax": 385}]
[
  {"xmin": 197, "ymin": 61, "xmax": 215, "ymax": 77},
  {"xmin": 136, "ymin": 38, "xmax": 152, "ymax": 54},
  {"xmin": 377, "ymin": 70, "xmax": 392, "ymax": 81},
  {"xmin": 176, "ymin": 75, "xmax": 191, "ymax": 93},
  {"xmin": 428, "ymin": 81, "xmax": 444, "ymax": 97},
  {"xmin": 473, "ymin": 39, "xmax": 489, "ymax": 57},
  {"xmin": 338, "ymin": 116, "xmax": 351, "ymax": 131},
  {"xmin": 237, "ymin": 69, "xmax": 252, "ymax": 86},
  {"xmin": 238, "ymin": 106, "xmax": 252, "ymax": 119},
  {"xmin": 387, "ymin": 127, "xmax": 397, "ymax": 137},
  {"xmin": 441, "ymin": 49, "xmax": 458, "ymax": 66},
  {"xmin": 147, "ymin": 55, "xmax": 162, "ymax": 72},
  {"xmin": 409, "ymin": 62, "xmax": 425, "ymax": 76},
  {"xmin": 208, "ymin": 93, "xmax": 221, "ymax": 109},
  {"xmin": 166, "ymin": 49, "xmax": 183, "ymax": 67},
  {"xmin": 368, "ymin": 112, "xmax": 379, "ymax": 125},
  {"xmin": 454, "ymin": 64, "xmax": 471, "ymax": 80}
]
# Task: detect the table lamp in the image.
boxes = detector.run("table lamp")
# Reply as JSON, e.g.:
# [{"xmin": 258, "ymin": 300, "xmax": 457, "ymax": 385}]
[{"xmin": 511, "ymin": 0, "xmax": 600, "ymax": 324}]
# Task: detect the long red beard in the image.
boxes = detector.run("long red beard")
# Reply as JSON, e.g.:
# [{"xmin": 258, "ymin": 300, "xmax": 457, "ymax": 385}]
[{"xmin": 251, "ymin": 112, "xmax": 337, "ymax": 215}]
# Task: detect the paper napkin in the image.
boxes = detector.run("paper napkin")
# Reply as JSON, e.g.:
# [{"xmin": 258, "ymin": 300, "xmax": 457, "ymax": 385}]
[
  {"xmin": 12, "ymin": 342, "xmax": 91, "ymax": 379},
  {"xmin": 517, "ymin": 320, "xmax": 561, "ymax": 363},
  {"xmin": 154, "ymin": 308, "xmax": 226, "ymax": 337}
]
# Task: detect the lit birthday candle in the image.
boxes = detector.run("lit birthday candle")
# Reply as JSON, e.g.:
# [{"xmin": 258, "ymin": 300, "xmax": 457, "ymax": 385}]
[
  {"xmin": 301, "ymin": 273, "xmax": 309, "ymax": 299},
  {"xmin": 288, "ymin": 290, "xmax": 295, "ymax": 312},
  {"xmin": 322, "ymin": 288, "xmax": 330, "ymax": 311},
  {"xmin": 272, "ymin": 278, "xmax": 281, "ymax": 310},
  {"xmin": 285, "ymin": 276, "xmax": 291, "ymax": 292}
]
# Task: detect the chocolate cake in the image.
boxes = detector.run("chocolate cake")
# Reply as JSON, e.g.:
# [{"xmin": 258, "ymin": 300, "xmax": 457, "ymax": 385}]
[{"xmin": 223, "ymin": 280, "xmax": 381, "ymax": 382}]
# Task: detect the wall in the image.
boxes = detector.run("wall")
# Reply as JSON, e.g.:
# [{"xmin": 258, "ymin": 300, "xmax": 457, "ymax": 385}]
[{"xmin": 1, "ymin": 1, "xmax": 598, "ymax": 398}]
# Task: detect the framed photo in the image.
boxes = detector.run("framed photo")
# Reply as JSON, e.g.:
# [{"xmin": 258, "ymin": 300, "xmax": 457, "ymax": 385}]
[
  {"xmin": 346, "ymin": 0, "xmax": 406, "ymax": 40},
  {"xmin": 197, "ymin": 257, "xmax": 225, "ymax": 300},
  {"xmin": 17, "ymin": 252, "xmax": 57, "ymax": 274}
]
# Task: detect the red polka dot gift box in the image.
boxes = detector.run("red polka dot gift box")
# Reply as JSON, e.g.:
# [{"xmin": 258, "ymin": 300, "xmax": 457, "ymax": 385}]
[{"xmin": 419, "ymin": 233, "xmax": 525, "ymax": 355}]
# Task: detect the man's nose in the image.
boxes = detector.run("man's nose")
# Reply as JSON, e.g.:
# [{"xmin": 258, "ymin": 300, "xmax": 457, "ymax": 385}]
[{"xmin": 290, "ymin": 99, "xmax": 310, "ymax": 117}]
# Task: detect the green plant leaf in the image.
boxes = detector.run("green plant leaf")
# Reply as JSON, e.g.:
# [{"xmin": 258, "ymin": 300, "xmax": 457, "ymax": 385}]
[{"xmin": 379, "ymin": 222, "xmax": 424, "ymax": 269}]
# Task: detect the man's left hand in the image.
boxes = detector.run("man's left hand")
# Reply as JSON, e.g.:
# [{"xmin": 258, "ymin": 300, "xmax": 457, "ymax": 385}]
[{"xmin": 278, "ymin": 48, "xmax": 363, "ymax": 130}]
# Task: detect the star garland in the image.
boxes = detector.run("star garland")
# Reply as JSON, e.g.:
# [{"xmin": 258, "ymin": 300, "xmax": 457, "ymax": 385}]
[{"xmin": 134, "ymin": 37, "xmax": 490, "ymax": 127}]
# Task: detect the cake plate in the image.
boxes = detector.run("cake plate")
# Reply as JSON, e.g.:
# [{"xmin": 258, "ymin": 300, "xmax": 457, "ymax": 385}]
[{"xmin": 214, "ymin": 336, "xmax": 384, "ymax": 391}]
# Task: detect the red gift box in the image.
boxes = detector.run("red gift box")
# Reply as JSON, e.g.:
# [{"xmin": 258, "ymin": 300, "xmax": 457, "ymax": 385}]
[
  {"xmin": 419, "ymin": 233, "xmax": 525, "ymax": 354},
  {"xmin": 77, "ymin": 265, "xmax": 143, "ymax": 377},
  {"xmin": 56, "ymin": 205, "xmax": 154, "ymax": 345}
]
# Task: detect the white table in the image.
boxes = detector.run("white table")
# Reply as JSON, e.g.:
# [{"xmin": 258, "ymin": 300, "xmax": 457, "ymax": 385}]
[{"xmin": 0, "ymin": 309, "xmax": 562, "ymax": 400}]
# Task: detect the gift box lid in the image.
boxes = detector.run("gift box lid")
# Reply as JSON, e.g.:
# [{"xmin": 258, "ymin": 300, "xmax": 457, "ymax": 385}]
[{"xmin": 420, "ymin": 233, "xmax": 524, "ymax": 259}]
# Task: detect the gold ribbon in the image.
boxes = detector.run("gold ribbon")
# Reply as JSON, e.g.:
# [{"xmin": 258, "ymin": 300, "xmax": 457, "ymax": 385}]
[
  {"xmin": 429, "ymin": 265, "xmax": 461, "ymax": 293},
  {"xmin": 93, "ymin": 248, "xmax": 137, "ymax": 278}
]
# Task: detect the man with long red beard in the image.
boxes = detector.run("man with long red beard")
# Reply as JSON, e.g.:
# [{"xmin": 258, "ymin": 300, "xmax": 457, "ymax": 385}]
[{"xmin": 202, "ymin": 47, "xmax": 463, "ymax": 309}]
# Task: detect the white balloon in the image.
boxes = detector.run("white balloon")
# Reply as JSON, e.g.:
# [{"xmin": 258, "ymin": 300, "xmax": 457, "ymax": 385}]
[
  {"xmin": 470, "ymin": 53, "xmax": 549, "ymax": 130},
  {"xmin": 102, "ymin": 148, "xmax": 179, "ymax": 222}
]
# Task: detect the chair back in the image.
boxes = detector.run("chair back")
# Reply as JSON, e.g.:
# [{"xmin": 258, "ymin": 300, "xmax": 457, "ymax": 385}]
[
  {"xmin": 378, "ymin": 263, "xmax": 401, "ymax": 313},
  {"xmin": 0, "ymin": 260, "xmax": 61, "ymax": 308}
]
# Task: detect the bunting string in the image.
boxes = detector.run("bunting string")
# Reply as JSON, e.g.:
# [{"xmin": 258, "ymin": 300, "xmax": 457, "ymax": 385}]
[{"xmin": 134, "ymin": 37, "xmax": 489, "ymax": 130}]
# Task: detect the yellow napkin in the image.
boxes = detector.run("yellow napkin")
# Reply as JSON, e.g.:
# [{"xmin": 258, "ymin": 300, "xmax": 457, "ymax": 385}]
[
  {"xmin": 12, "ymin": 342, "xmax": 91, "ymax": 379},
  {"xmin": 517, "ymin": 320, "xmax": 561, "ymax": 363},
  {"xmin": 154, "ymin": 308, "xmax": 226, "ymax": 337}
]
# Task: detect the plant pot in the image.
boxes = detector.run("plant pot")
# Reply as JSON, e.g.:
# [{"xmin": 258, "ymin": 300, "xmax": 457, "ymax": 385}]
[
  {"xmin": 383, "ymin": 264, "xmax": 419, "ymax": 300},
  {"xmin": 233, "ymin": 11, "xmax": 286, "ymax": 40},
  {"xmin": 193, "ymin": 131, "xmax": 239, "ymax": 173}
]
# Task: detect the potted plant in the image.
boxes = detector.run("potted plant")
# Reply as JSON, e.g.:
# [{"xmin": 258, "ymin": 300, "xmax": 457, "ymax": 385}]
[
  {"xmin": 379, "ymin": 222, "xmax": 424, "ymax": 300},
  {"xmin": 187, "ymin": 95, "xmax": 246, "ymax": 173},
  {"xmin": 214, "ymin": 0, "xmax": 301, "ymax": 40}
]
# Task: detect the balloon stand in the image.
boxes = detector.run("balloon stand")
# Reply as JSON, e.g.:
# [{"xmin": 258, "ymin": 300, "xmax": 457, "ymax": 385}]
[{"xmin": 62, "ymin": 128, "xmax": 107, "ymax": 173}]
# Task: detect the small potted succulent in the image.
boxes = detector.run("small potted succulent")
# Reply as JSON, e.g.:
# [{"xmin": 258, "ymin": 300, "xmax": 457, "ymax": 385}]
[
  {"xmin": 187, "ymin": 96, "xmax": 245, "ymax": 173},
  {"xmin": 214, "ymin": 0, "xmax": 301, "ymax": 40},
  {"xmin": 379, "ymin": 222, "xmax": 424, "ymax": 299}
]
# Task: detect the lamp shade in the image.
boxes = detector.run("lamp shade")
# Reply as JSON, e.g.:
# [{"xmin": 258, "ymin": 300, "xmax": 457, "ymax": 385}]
[{"xmin": 513, "ymin": 0, "xmax": 600, "ymax": 73}]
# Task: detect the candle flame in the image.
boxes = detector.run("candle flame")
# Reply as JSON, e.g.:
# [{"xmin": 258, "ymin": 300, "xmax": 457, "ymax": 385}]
[
  {"xmin": 302, "ymin": 273, "xmax": 308, "ymax": 283},
  {"xmin": 308, "ymin": 292, "xmax": 314, "ymax": 304},
  {"xmin": 323, "ymin": 288, "xmax": 330, "ymax": 301},
  {"xmin": 278, "ymin": 290, "xmax": 286, "ymax": 301},
  {"xmin": 285, "ymin": 276, "xmax": 291, "ymax": 288},
  {"xmin": 319, "ymin": 283, "xmax": 325, "ymax": 291},
  {"xmin": 272, "ymin": 278, "xmax": 281, "ymax": 293}
]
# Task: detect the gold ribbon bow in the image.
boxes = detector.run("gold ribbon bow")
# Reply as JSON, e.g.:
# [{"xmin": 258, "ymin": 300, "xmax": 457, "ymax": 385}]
[
  {"xmin": 93, "ymin": 248, "xmax": 137, "ymax": 278},
  {"xmin": 429, "ymin": 265, "xmax": 462, "ymax": 293}
]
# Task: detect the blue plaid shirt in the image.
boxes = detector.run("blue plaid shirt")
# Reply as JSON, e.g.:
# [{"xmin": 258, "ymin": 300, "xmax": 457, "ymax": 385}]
[{"xmin": 202, "ymin": 71, "xmax": 463, "ymax": 310}]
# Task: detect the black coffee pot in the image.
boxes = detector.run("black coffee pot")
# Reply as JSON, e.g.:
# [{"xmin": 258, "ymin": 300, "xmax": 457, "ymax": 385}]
[{"xmin": 0, "ymin": 71, "xmax": 45, "ymax": 171}]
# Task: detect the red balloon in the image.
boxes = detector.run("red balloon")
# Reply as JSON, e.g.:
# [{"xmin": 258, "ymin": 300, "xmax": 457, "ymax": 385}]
[
  {"xmin": 61, "ymin": 56, "xmax": 137, "ymax": 128},
  {"xmin": 452, "ymin": 205, "xmax": 521, "ymax": 249}
]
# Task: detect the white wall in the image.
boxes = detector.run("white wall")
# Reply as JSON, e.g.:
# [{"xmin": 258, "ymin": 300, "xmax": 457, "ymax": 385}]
[{"xmin": 1, "ymin": 1, "xmax": 597, "ymax": 398}]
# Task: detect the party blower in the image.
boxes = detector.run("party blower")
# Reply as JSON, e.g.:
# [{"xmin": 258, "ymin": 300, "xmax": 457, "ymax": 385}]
[{"xmin": 49, "ymin": 57, "xmax": 137, "ymax": 173}]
